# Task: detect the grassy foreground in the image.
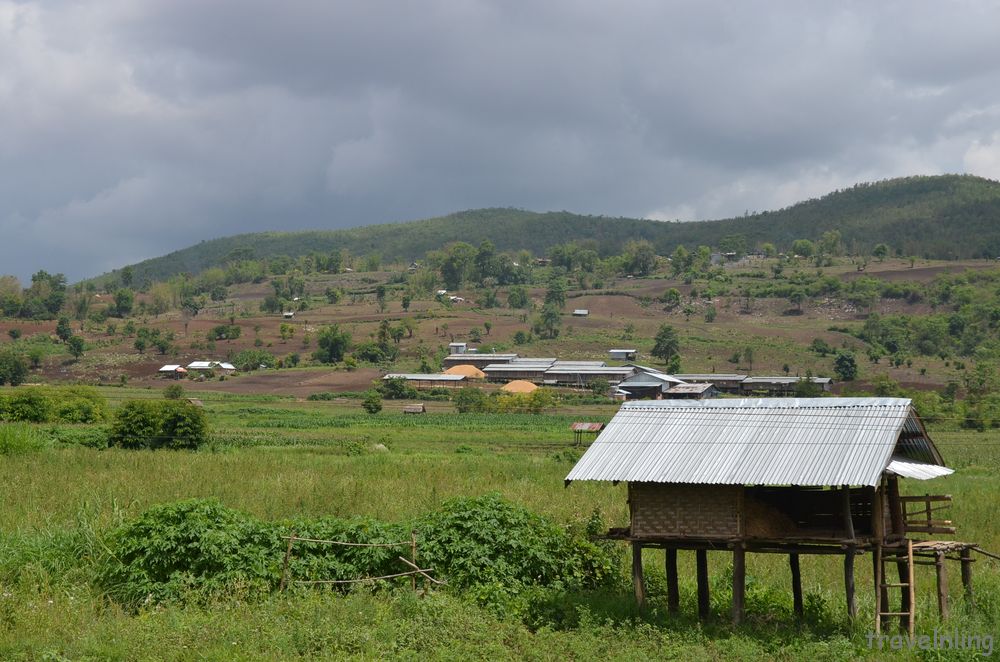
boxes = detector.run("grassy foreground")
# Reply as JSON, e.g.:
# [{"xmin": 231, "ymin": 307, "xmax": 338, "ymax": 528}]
[{"xmin": 1, "ymin": 393, "xmax": 999, "ymax": 660}]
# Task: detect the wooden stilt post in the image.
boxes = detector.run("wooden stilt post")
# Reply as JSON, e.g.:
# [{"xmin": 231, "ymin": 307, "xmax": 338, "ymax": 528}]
[
  {"xmin": 873, "ymin": 545, "xmax": 888, "ymax": 633},
  {"xmin": 696, "ymin": 549, "xmax": 710, "ymax": 621},
  {"xmin": 632, "ymin": 542, "xmax": 646, "ymax": 609},
  {"xmin": 732, "ymin": 543, "xmax": 746, "ymax": 626},
  {"xmin": 844, "ymin": 546, "xmax": 857, "ymax": 620},
  {"xmin": 410, "ymin": 530, "xmax": 418, "ymax": 593},
  {"xmin": 789, "ymin": 553, "xmax": 803, "ymax": 619},
  {"xmin": 665, "ymin": 548, "xmax": 679, "ymax": 614},
  {"xmin": 935, "ymin": 550, "xmax": 949, "ymax": 620},
  {"xmin": 960, "ymin": 547, "xmax": 974, "ymax": 605}
]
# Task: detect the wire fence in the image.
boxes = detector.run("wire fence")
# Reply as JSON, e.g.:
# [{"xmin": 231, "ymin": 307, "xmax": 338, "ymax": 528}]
[{"xmin": 278, "ymin": 531, "xmax": 444, "ymax": 593}]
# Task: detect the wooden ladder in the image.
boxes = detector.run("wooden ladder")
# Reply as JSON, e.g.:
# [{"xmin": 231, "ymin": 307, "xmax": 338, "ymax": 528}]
[{"xmin": 874, "ymin": 540, "xmax": 915, "ymax": 638}]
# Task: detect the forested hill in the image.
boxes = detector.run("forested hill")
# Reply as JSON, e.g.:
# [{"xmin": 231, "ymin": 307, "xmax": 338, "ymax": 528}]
[{"xmin": 109, "ymin": 174, "xmax": 1000, "ymax": 284}]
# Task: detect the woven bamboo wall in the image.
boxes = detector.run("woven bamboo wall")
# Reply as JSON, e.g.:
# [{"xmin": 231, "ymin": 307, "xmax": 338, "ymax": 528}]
[{"xmin": 629, "ymin": 483, "xmax": 740, "ymax": 538}]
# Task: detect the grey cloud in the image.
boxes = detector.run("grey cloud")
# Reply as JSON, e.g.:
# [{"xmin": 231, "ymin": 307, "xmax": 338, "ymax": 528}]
[{"xmin": 2, "ymin": 0, "xmax": 1000, "ymax": 281}]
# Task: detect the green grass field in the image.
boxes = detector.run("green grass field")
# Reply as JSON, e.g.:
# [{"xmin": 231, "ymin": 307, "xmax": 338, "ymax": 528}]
[{"xmin": 1, "ymin": 390, "xmax": 999, "ymax": 660}]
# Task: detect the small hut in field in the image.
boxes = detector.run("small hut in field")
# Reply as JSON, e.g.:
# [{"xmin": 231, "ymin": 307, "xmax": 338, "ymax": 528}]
[
  {"xmin": 501, "ymin": 380, "xmax": 538, "ymax": 394},
  {"xmin": 565, "ymin": 398, "xmax": 986, "ymax": 633}
]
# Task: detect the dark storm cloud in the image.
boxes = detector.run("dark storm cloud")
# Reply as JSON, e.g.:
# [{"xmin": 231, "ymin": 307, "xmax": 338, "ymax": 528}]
[{"xmin": 2, "ymin": 1, "xmax": 1000, "ymax": 282}]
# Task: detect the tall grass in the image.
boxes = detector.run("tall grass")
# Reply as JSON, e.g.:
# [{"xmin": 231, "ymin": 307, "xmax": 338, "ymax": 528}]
[
  {"xmin": 0, "ymin": 405, "xmax": 997, "ymax": 659},
  {"xmin": 0, "ymin": 423, "xmax": 49, "ymax": 455}
]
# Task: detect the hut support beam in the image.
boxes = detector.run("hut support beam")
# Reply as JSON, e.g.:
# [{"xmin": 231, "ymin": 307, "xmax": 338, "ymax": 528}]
[
  {"xmin": 632, "ymin": 543, "xmax": 646, "ymax": 609},
  {"xmin": 732, "ymin": 544, "xmax": 746, "ymax": 626},
  {"xmin": 935, "ymin": 551, "xmax": 949, "ymax": 620},
  {"xmin": 961, "ymin": 548, "xmax": 974, "ymax": 605},
  {"xmin": 789, "ymin": 553, "xmax": 803, "ymax": 618},
  {"xmin": 844, "ymin": 546, "xmax": 857, "ymax": 620},
  {"xmin": 696, "ymin": 550, "xmax": 710, "ymax": 621},
  {"xmin": 665, "ymin": 548, "xmax": 679, "ymax": 614},
  {"xmin": 896, "ymin": 553, "xmax": 912, "ymax": 632}
]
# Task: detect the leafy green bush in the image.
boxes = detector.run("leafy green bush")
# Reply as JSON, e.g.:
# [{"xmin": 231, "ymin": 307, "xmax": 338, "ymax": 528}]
[
  {"xmin": 158, "ymin": 401, "xmax": 209, "ymax": 449},
  {"xmin": 0, "ymin": 422, "xmax": 49, "ymax": 455},
  {"xmin": 51, "ymin": 386, "xmax": 108, "ymax": 423},
  {"xmin": 0, "ymin": 386, "xmax": 106, "ymax": 423},
  {"xmin": 107, "ymin": 400, "xmax": 208, "ymax": 450},
  {"xmin": 163, "ymin": 383, "xmax": 185, "ymax": 400},
  {"xmin": 94, "ymin": 495, "xmax": 621, "ymax": 613},
  {"xmin": 0, "ymin": 389, "xmax": 51, "ymax": 422},
  {"xmin": 47, "ymin": 425, "xmax": 108, "ymax": 448},
  {"xmin": 0, "ymin": 348, "xmax": 28, "ymax": 386},
  {"xmin": 415, "ymin": 494, "xmax": 617, "ymax": 594},
  {"xmin": 453, "ymin": 387, "xmax": 489, "ymax": 413},
  {"xmin": 97, "ymin": 499, "xmax": 279, "ymax": 608},
  {"xmin": 232, "ymin": 349, "xmax": 276, "ymax": 372},
  {"xmin": 362, "ymin": 390, "xmax": 382, "ymax": 415},
  {"xmin": 379, "ymin": 377, "xmax": 418, "ymax": 400}
]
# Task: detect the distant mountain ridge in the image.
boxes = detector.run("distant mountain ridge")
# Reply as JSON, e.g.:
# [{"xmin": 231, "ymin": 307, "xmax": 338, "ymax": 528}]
[{"xmin": 103, "ymin": 174, "xmax": 1000, "ymax": 284}]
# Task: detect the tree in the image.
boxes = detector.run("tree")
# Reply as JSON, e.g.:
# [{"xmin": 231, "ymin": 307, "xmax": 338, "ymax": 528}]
[
  {"xmin": 544, "ymin": 277, "xmax": 566, "ymax": 310},
  {"xmin": 454, "ymin": 387, "xmax": 489, "ymax": 413},
  {"xmin": 651, "ymin": 324, "xmax": 680, "ymax": 365},
  {"xmin": 0, "ymin": 349, "xmax": 28, "ymax": 386},
  {"xmin": 375, "ymin": 285, "xmax": 387, "ymax": 312},
  {"xmin": 401, "ymin": 294, "xmax": 412, "ymax": 312},
  {"xmin": 113, "ymin": 289, "xmax": 134, "ymax": 317},
  {"xmin": 788, "ymin": 288, "xmax": 805, "ymax": 313},
  {"xmin": 67, "ymin": 335, "xmax": 85, "ymax": 360},
  {"xmin": 533, "ymin": 304, "xmax": 562, "ymax": 339},
  {"xmin": 742, "ymin": 347, "xmax": 754, "ymax": 372},
  {"xmin": 507, "ymin": 285, "xmax": 529, "ymax": 309},
  {"xmin": 834, "ymin": 352, "xmax": 858, "ymax": 381},
  {"xmin": 362, "ymin": 389, "xmax": 383, "ymax": 414},
  {"xmin": 662, "ymin": 288, "xmax": 681, "ymax": 310},
  {"xmin": 313, "ymin": 325, "xmax": 351, "ymax": 364},
  {"xmin": 873, "ymin": 243, "xmax": 889, "ymax": 262},
  {"xmin": 55, "ymin": 316, "xmax": 73, "ymax": 342},
  {"xmin": 623, "ymin": 239, "xmax": 657, "ymax": 276},
  {"xmin": 791, "ymin": 239, "xmax": 815, "ymax": 258}
]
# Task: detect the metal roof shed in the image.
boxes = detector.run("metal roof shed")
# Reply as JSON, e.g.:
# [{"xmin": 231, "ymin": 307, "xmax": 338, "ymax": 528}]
[{"xmin": 564, "ymin": 398, "xmax": 977, "ymax": 630}]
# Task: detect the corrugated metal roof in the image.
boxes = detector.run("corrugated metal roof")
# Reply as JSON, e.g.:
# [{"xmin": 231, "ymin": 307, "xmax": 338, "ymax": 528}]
[
  {"xmin": 886, "ymin": 457, "xmax": 954, "ymax": 480},
  {"xmin": 675, "ymin": 373, "xmax": 747, "ymax": 381},
  {"xmin": 383, "ymin": 373, "xmax": 465, "ymax": 381},
  {"xmin": 565, "ymin": 398, "xmax": 948, "ymax": 487},
  {"xmin": 620, "ymin": 371, "xmax": 684, "ymax": 386},
  {"xmin": 545, "ymin": 366, "xmax": 634, "ymax": 374},
  {"xmin": 665, "ymin": 383, "xmax": 716, "ymax": 394},
  {"xmin": 743, "ymin": 376, "xmax": 832, "ymax": 385}
]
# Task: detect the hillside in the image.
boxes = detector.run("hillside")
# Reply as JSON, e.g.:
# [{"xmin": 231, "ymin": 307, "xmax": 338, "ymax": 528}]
[{"xmin": 104, "ymin": 174, "xmax": 1000, "ymax": 285}]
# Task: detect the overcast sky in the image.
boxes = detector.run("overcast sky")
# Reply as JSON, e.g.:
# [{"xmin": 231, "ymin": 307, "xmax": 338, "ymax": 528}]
[{"xmin": 3, "ymin": 1, "xmax": 1000, "ymax": 282}]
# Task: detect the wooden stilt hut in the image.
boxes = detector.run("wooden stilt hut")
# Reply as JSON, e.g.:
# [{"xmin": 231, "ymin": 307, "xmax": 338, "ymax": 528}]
[{"xmin": 565, "ymin": 398, "xmax": 984, "ymax": 631}]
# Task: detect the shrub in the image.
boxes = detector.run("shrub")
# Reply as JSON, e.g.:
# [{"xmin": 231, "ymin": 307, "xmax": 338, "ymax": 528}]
[
  {"xmin": 0, "ymin": 389, "xmax": 51, "ymax": 422},
  {"xmin": 108, "ymin": 400, "xmax": 208, "ymax": 450},
  {"xmin": 0, "ymin": 348, "xmax": 29, "ymax": 386},
  {"xmin": 453, "ymin": 387, "xmax": 489, "ymax": 413},
  {"xmin": 47, "ymin": 425, "xmax": 108, "ymax": 448},
  {"xmin": 158, "ymin": 401, "xmax": 209, "ymax": 450},
  {"xmin": 379, "ymin": 377, "xmax": 418, "ymax": 400},
  {"xmin": 51, "ymin": 386, "xmax": 108, "ymax": 423},
  {"xmin": 232, "ymin": 349, "xmax": 277, "ymax": 372},
  {"xmin": 97, "ymin": 499, "xmax": 279, "ymax": 608},
  {"xmin": 163, "ymin": 383, "xmax": 185, "ymax": 400},
  {"xmin": 362, "ymin": 390, "xmax": 382, "ymax": 414},
  {"xmin": 0, "ymin": 422, "xmax": 49, "ymax": 455},
  {"xmin": 415, "ymin": 494, "xmax": 617, "ymax": 592}
]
